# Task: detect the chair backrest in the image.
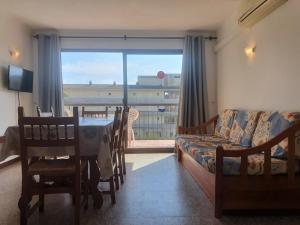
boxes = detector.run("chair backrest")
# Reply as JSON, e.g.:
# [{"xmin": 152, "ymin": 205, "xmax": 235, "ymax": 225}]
[
  {"xmin": 37, "ymin": 106, "xmax": 55, "ymax": 117},
  {"xmin": 18, "ymin": 107, "xmax": 80, "ymax": 169},
  {"xmin": 110, "ymin": 107, "xmax": 123, "ymax": 151},
  {"xmin": 128, "ymin": 108, "xmax": 139, "ymax": 143},
  {"xmin": 118, "ymin": 107, "xmax": 129, "ymax": 149},
  {"xmin": 82, "ymin": 106, "xmax": 108, "ymax": 118}
]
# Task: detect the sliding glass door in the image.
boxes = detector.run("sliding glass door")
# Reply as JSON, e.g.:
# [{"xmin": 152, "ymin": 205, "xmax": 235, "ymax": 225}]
[
  {"xmin": 61, "ymin": 50, "xmax": 182, "ymax": 149},
  {"xmin": 125, "ymin": 52, "xmax": 182, "ymax": 149}
]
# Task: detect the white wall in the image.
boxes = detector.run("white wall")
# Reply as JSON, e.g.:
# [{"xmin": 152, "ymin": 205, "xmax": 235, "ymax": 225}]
[
  {"xmin": 216, "ymin": 0, "xmax": 300, "ymax": 112},
  {"xmin": 0, "ymin": 10, "xmax": 33, "ymax": 134}
]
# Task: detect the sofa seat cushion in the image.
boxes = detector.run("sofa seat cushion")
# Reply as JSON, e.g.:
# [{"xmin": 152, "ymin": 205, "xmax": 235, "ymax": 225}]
[
  {"xmin": 175, "ymin": 134, "xmax": 230, "ymax": 154},
  {"xmin": 229, "ymin": 111, "xmax": 260, "ymax": 147},
  {"xmin": 176, "ymin": 134, "xmax": 299, "ymax": 175},
  {"xmin": 252, "ymin": 112, "xmax": 300, "ymax": 158},
  {"xmin": 214, "ymin": 109, "xmax": 236, "ymax": 139}
]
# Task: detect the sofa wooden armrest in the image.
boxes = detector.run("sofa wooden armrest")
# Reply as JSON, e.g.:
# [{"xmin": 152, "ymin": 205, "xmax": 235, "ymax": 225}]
[
  {"xmin": 177, "ymin": 115, "xmax": 218, "ymax": 135},
  {"xmin": 216, "ymin": 122, "xmax": 300, "ymax": 179},
  {"xmin": 213, "ymin": 122, "xmax": 300, "ymax": 218}
]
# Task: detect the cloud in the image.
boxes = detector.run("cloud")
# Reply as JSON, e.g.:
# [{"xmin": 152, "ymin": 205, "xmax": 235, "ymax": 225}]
[
  {"xmin": 61, "ymin": 54, "xmax": 182, "ymax": 85},
  {"xmin": 62, "ymin": 59, "xmax": 123, "ymax": 84}
]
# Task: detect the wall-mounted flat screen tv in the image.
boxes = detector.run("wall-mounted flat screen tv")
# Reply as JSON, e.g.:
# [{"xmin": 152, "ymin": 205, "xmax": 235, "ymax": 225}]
[{"xmin": 8, "ymin": 65, "xmax": 33, "ymax": 93}]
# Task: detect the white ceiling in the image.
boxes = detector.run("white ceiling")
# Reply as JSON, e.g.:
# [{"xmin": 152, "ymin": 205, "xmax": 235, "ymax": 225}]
[{"xmin": 3, "ymin": 0, "xmax": 240, "ymax": 31}]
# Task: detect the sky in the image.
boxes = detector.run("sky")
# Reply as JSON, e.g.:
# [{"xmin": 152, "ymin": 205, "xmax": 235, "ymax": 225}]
[{"xmin": 61, "ymin": 52, "xmax": 182, "ymax": 85}]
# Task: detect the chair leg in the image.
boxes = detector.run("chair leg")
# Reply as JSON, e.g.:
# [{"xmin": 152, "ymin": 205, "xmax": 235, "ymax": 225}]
[
  {"xmin": 122, "ymin": 148, "xmax": 126, "ymax": 175},
  {"xmin": 39, "ymin": 193, "xmax": 45, "ymax": 212},
  {"xmin": 114, "ymin": 167, "xmax": 119, "ymax": 190},
  {"xmin": 109, "ymin": 176, "xmax": 116, "ymax": 204},
  {"xmin": 19, "ymin": 195, "xmax": 29, "ymax": 225},
  {"xmin": 117, "ymin": 150, "xmax": 124, "ymax": 184},
  {"xmin": 39, "ymin": 176, "xmax": 44, "ymax": 212},
  {"xmin": 83, "ymin": 163, "xmax": 89, "ymax": 210},
  {"xmin": 113, "ymin": 154, "xmax": 120, "ymax": 190},
  {"xmin": 75, "ymin": 195, "xmax": 80, "ymax": 225},
  {"xmin": 74, "ymin": 175, "xmax": 81, "ymax": 225},
  {"xmin": 84, "ymin": 185, "xmax": 89, "ymax": 210},
  {"xmin": 19, "ymin": 175, "xmax": 31, "ymax": 225}
]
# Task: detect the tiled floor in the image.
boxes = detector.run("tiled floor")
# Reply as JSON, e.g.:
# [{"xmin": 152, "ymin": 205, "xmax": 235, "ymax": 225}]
[{"xmin": 1, "ymin": 153, "xmax": 300, "ymax": 225}]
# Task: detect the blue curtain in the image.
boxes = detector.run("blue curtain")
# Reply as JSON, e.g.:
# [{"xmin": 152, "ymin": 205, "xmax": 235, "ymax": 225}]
[
  {"xmin": 37, "ymin": 34, "xmax": 63, "ymax": 116},
  {"xmin": 178, "ymin": 35, "xmax": 208, "ymax": 128}
]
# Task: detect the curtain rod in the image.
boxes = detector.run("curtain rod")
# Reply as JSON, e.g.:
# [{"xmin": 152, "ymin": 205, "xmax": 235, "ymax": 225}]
[{"xmin": 33, "ymin": 34, "xmax": 217, "ymax": 40}]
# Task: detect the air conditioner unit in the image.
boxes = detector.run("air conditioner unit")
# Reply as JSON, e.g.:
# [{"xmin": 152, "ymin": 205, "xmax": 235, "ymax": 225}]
[{"xmin": 238, "ymin": 0, "xmax": 288, "ymax": 27}]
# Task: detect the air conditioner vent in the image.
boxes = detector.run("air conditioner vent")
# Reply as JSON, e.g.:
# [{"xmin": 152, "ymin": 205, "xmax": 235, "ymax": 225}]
[{"xmin": 238, "ymin": 0, "xmax": 288, "ymax": 27}]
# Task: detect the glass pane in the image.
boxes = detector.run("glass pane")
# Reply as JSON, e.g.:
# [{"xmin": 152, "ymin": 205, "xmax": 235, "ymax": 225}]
[
  {"xmin": 61, "ymin": 52, "xmax": 123, "ymax": 116},
  {"xmin": 127, "ymin": 54, "xmax": 182, "ymax": 146}
]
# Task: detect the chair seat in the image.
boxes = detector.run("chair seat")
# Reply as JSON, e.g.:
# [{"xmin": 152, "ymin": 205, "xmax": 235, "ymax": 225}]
[{"xmin": 28, "ymin": 159, "xmax": 85, "ymax": 176}]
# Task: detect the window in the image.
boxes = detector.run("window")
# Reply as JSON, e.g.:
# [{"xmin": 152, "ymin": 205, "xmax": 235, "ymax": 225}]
[
  {"xmin": 61, "ymin": 51, "xmax": 182, "ymax": 144},
  {"xmin": 61, "ymin": 52, "xmax": 123, "ymax": 114}
]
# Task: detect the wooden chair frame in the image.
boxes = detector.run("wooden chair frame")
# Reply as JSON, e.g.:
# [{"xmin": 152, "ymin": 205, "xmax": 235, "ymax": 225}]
[
  {"xmin": 18, "ymin": 107, "xmax": 81, "ymax": 225},
  {"xmin": 177, "ymin": 115, "xmax": 300, "ymax": 218},
  {"xmin": 91, "ymin": 107, "xmax": 122, "ymax": 204},
  {"xmin": 117, "ymin": 106, "xmax": 129, "ymax": 181},
  {"xmin": 109, "ymin": 107, "xmax": 122, "ymax": 190}
]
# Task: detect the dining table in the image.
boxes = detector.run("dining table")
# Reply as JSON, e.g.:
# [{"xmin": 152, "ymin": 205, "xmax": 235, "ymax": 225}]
[{"xmin": 0, "ymin": 116, "xmax": 114, "ymax": 208}]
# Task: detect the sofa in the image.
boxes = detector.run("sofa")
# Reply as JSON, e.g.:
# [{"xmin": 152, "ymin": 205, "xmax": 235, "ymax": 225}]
[{"xmin": 175, "ymin": 109, "xmax": 300, "ymax": 218}]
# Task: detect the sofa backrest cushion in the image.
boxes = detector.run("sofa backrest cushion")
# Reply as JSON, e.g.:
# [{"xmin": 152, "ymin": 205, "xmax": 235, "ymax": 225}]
[
  {"xmin": 215, "ymin": 109, "xmax": 236, "ymax": 139},
  {"xmin": 229, "ymin": 111, "xmax": 260, "ymax": 147},
  {"xmin": 252, "ymin": 111, "xmax": 300, "ymax": 158}
]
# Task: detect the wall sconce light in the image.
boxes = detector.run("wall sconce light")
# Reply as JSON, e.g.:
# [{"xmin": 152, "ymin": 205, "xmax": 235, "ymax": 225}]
[
  {"xmin": 244, "ymin": 46, "xmax": 256, "ymax": 58},
  {"xmin": 9, "ymin": 49, "xmax": 20, "ymax": 58}
]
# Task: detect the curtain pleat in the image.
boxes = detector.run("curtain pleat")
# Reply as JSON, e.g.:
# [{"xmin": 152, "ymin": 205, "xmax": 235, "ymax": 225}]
[
  {"xmin": 37, "ymin": 34, "xmax": 63, "ymax": 116},
  {"xmin": 178, "ymin": 35, "xmax": 208, "ymax": 128}
]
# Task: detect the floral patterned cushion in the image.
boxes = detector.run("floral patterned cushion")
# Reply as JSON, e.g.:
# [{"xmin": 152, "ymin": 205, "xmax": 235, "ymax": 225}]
[
  {"xmin": 175, "ymin": 134, "xmax": 230, "ymax": 154},
  {"xmin": 229, "ymin": 111, "xmax": 260, "ymax": 147},
  {"xmin": 214, "ymin": 109, "xmax": 236, "ymax": 139},
  {"xmin": 252, "ymin": 112, "xmax": 300, "ymax": 158},
  {"xmin": 176, "ymin": 135, "xmax": 298, "ymax": 175}
]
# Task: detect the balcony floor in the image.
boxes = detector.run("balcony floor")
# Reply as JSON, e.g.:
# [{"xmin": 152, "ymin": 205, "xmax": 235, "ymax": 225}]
[{"xmin": 128, "ymin": 140, "xmax": 175, "ymax": 149}]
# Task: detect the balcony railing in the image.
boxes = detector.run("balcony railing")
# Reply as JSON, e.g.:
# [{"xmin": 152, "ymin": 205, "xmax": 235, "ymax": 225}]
[
  {"xmin": 64, "ymin": 100, "xmax": 178, "ymax": 141},
  {"xmin": 133, "ymin": 110, "xmax": 177, "ymax": 140}
]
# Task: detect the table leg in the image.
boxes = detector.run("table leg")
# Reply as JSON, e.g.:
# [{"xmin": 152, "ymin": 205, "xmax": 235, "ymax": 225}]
[{"xmin": 88, "ymin": 157, "xmax": 103, "ymax": 209}]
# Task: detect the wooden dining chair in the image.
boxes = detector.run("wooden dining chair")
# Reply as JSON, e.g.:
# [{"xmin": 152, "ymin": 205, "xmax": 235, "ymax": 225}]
[
  {"xmin": 18, "ymin": 106, "xmax": 84, "ymax": 225},
  {"xmin": 36, "ymin": 106, "xmax": 55, "ymax": 117},
  {"xmin": 82, "ymin": 106, "xmax": 108, "ymax": 118},
  {"xmin": 117, "ymin": 106, "xmax": 129, "ymax": 182},
  {"xmin": 99, "ymin": 107, "xmax": 122, "ymax": 204}
]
